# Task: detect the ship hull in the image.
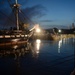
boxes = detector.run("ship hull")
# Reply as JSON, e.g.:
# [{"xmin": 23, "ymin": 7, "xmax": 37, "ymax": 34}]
[{"xmin": 0, "ymin": 34, "xmax": 28, "ymax": 46}]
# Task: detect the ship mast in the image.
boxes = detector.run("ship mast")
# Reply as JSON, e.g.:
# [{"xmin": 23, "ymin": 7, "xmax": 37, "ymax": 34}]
[{"xmin": 14, "ymin": 0, "xmax": 20, "ymax": 31}]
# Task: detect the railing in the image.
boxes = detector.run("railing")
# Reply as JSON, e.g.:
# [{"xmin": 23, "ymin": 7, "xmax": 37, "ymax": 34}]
[{"xmin": 0, "ymin": 34, "xmax": 28, "ymax": 39}]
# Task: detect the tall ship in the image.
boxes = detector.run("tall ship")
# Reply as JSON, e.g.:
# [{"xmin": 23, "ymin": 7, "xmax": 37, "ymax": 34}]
[{"xmin": 0, "ymin": 0, "xmax": 34, "ymax": 45}]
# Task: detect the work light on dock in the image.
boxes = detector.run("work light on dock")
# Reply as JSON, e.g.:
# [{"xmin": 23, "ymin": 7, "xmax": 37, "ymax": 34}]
[
  {"xmin": 36, "ymin": 28, "xmax": 41, "ymax": 33},
  {"xmin": 58, "ymin": 29, "xmax": 61, "ymax": 33}
]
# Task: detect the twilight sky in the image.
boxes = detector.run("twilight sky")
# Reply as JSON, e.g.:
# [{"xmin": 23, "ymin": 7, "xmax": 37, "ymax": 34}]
[{"xmin": 0, "ymin": 0, "xmax": 75, "ymax": 29}]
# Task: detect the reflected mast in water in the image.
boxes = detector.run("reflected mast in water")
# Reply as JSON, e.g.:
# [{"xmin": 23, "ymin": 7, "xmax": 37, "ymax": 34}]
[
  {"xmin": 0, "ymin": 43, "xmax": 30, "ymax": 59},
  {"xmin": 0, "ymin": 39, "xmax": 42, "ymax": 59}
]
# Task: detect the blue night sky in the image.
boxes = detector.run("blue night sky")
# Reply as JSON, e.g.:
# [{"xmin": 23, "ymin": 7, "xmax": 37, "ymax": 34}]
[
  {"xmin": 0, "ymin": 0, "xmax": 75, "ymax": 29},
  {"xmin": 26, "ymin": 0, "xmax": 75, "ymax": 28}
]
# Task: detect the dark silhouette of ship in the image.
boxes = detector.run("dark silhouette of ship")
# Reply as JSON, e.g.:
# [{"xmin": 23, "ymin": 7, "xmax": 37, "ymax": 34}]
[{"xmin": 0, "ymin": 0, "xmax": 34, "ymax": 44}]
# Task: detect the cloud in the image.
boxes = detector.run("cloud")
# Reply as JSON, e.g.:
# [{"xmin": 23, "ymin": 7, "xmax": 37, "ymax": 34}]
[
  {"xmin": 22, "ymin": 4, "xmax": 46, "ymax": 19},
  {"xmin": 39, "ymin": 20, "xmax": 54, "ymax": 22}
]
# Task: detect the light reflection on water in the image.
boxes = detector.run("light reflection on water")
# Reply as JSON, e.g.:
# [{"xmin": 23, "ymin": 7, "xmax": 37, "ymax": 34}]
[
  {"xmin": 58, "ymin": 39, "xmax": 62, "ymax": 53},
  {"xmin": 36, "ymin": 39, "xmax": 41, "ymax": 52},
  {"xmin": 29, "ymin": 39, "xmax": 41, "ymax": 58},
  {"xmin": 0, "ymin": 38, "xmax": 74, "ymax": 75}
]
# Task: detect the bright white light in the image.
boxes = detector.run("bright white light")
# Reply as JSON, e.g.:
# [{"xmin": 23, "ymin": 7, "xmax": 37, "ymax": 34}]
[
  {"xmin": 36, "ymin": 39, "xmax": 41, "ymax": 54},
  {"xmin": 58, "ymin": 29, "xmax": 61, "ymax": 33},
  {"xmin": 36, "ymin": 39, "xmax": 41, "ymax": 43},
  {"xmin": 25, "ymin": 35, "xmax": 28, "ymax": 37},
  {"xmin": 36, "ymin": 28, "xmax": 41, "ymax": 33},
  {"xmin": 58, "ymin": 39, "xmax": 62, "ymax": 53},
  {"xmin": 33, "ymin": 24, "xmax": 41, "ymax": 33}
]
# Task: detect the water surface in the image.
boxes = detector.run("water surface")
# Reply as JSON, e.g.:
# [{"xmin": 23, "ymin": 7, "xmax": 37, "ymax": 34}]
[{"xmin": 0, "ymin": 38, "xmax": 74, "ymax": 75}]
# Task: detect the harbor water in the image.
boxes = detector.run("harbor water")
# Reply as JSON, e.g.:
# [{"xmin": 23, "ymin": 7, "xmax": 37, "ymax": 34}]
[{"xmin": 0, "ymin": 38, "xmax": 74, "ymax": 75}]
